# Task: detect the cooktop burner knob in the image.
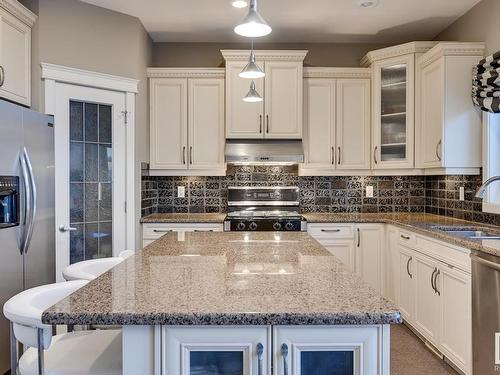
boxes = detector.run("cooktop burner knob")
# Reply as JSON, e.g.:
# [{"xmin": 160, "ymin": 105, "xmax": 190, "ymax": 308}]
[
  {"xmin": 249, "ymin": 222, "xmax": 258, "ymax": 231},
  {"xmin": 273, "ymin": 222, "xmax": 282, "ymax": 231},
  {"xmin": 237, "ymin": 222, "xmax": 246, "ymax": 231},
  {"xmin": 285, "ymin": 222, "xmax": 294, "ymax": 231}
]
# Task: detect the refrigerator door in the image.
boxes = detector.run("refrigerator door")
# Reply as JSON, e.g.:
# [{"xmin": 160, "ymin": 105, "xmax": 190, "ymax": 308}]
[
  {"xmin": 21, "ymin": 108, "xmax": 55, "ymax": 289},
  {"xmin": 0, "ymin": 100, "xmax": 24, "ymax": 374}
]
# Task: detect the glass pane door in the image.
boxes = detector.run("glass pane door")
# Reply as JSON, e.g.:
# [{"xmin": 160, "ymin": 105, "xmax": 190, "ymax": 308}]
[
  {"xmin": 189, "ymin": 351, "xmax": 244, "ymax": 375},
  {"xmin": 69, "ymin": 100, "xmax": 113, "ymax": 263},
  {"xmin": 301, "ymin": 350, "xmax": 354, "ymax": 375},
  {"xmin": 380, "ymin": 64, "xmax": 407, "ymax": 162}
]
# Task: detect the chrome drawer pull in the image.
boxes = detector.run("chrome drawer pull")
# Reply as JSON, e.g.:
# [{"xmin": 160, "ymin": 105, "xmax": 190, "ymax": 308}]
[
  {"xmin": 153, "ymin": 229, "xmax": 173, "ymax": 233},
  {"xmin": 321, "ymin": 229, "xmax": 341, "ymax": 233},
  {"xmin": 400, "ymin": 234, "xmax": 410, "ymax": 240}
]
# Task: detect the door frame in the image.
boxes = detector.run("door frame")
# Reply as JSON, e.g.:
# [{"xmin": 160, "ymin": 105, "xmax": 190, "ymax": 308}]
[{"xmin": 41, "ymin": 63, "xmax": 138, "ymax": 275}]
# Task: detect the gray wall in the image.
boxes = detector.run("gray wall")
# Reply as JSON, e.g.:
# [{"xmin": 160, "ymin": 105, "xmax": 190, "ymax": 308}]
[
  {"xmin": 152, "ymin": 42, "xmax": 389, "ymax": 67},
  {"xmin": 435, "ymin": 0, "xmax": 500, "ymax": 55},
  {"xmin": 21, "ymin": 0, "xmax": 153, "ymax": 249}
]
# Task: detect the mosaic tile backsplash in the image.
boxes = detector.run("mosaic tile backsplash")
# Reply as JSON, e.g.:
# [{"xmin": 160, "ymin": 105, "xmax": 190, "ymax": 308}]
[{"xmin": 141, "ymin": 165, "xmax": 427, "ymax": 216}]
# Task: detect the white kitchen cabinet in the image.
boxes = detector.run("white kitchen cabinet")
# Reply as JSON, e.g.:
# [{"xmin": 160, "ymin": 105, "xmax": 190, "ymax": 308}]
[
  {"xmin": 142, "ymin": 222, "xmax": 224, "ymax": 248},
  {"xmin": 361, "ymin": 42, "xmax": 436, "ymax": 171},
  {"xmin": 222, "ymin": 50, "xmax": 307, "ymax": 140},
  {"xmin": 0, "ymin": 1, "xmax": 36, "ymax": 107},
  {"xmin": 397, "ymin": 245, "xmax": 416, "ymax": 323},
  {"xmin": 274, "ymin": 325, "xmax": 390, "ymax": 375},
  {"xmin": 355, "ymin": 224, "xmax": 384, "ymax": 293},
  {"xmin": 300, "ymin": 69, "xmax": 371, "ymax": 176},
  {"xmin": 416, "ymin": 43, "xmax": 485, "ymax": 175},
  {"xmin": 319, "ymin": 239, "xmax": 356, "ymax": 273},
  {"xmin": 147, "ymin": 69, "xmax": 226, "ymax": 176},
  {"xmin": 161, "ymin": 326, "xmax": 270, "ymax": 375}
]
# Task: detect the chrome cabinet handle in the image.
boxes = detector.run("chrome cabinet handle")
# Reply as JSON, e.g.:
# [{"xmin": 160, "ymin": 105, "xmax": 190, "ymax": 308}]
[
  {"xmin": 434, "ymin": 269, "xmax": 440, "ymax": 295},
  {"xmin": 266, "ymin": 115, "xmax": 269, "ymax": 133},
  {"xmin": 256, "ymin": 343, "xmax": 264, "ymax": 375},
  {"xmin": 182, "ymin": 146, "xmax": 186, "ymax": 164},
  {"xmin": 59, "ymin": 225, "xmax": 77, "ymax": 232},
  {"xmin": 406, "ymin": 256, "xmax": 413, "ymax": 278},
  {"xmin": 331, "ymin": 146, "xmax": 335, "ymax": 164},
  {"xmin": 321, "ymin": 229, "xmax": 341, "ymax": 233},
  {"xmin": 338, "ymin": 146, "xmax": 341, "ymax": 165},
  {"xmin": 193, "ymin": 229, "xmax": 214, "ymax": 232},
  {"xmin": 357, "ymin": 227, "xmax": 360, "ymax": 247},
  {"xmin": 153, "ymin": 229, "xmax": 173, "ymax": 233},
  {"xmin": 281, "ymin": 343, "xmax": 288, "ymax": 375},
  {"xmin": 436, "ymin": 140, "xmax": 442, "ymax": 161},
  {"xmin": 0, "ymin": 65, "xmax": 5, "ymax": 87},
  {"xmin": 374, "ymin": 146, "xmax": 378, "ymax": 164},
  {"xmin": 190, "ymin": 146, "xmax": 193, "ymax": 165},
  {"xmin": 400, "ymin": 234, "xmax": 410, "ymax": 240},
  {"xmin": 431, "ymin": 268, "xmax": 437, "ymax": 292},
  {"xmin": 22, "ymin": 148, "xmax": 36, "ymax": 254},
  {"xmin": 259, "ymin": 115, "xmax": 263, "ymax": 134}
]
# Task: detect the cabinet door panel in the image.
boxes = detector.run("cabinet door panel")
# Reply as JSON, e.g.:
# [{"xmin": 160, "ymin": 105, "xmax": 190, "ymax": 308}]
[
  {"xmin": 356, "ymin": 225, "xmax": 383, "ymax": 293},
  {"xmin": 318, "ymin": 239, "xmax": 355, "ymax": 272},
  {"xmin": 303, "ymin": 79, "xmax": 334, "ymax": 169},
  {"xmin": 398, "ymin": 246, "xmax": 416, "ymax": 323},
  {"xmin": 225, "ymin": 61, "xmax": 264, "ymax": 138},
  {"xmin": 264, "ymin": 61, "xmax": 302, "ymax": 139},
  {"xmin": 188, "ymin": 78, "xmax": 225, "ymax": 170},
  {"xmin": 336, "ymin": 79, "xmax": 371, "ymax": 169},
  {"xmin": 150, "ymin": 79, "xmax": 187, "ymax": 169},
  {"xmin": 0, "ymin": 9, "xmax": 31, "ymax": 106}
]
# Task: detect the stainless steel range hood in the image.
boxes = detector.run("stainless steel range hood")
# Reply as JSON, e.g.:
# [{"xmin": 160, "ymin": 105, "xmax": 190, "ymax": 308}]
[{"xmin": 225, "ymin": 140, "xmax": 304, "ymax": 164}]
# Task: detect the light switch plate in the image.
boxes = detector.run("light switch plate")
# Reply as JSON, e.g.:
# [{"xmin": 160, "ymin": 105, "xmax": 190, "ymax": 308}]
[
  {"xmin": 177, "ymin": 186, "xmax": 186, "ymax": 198},
  {"xmin": 459, "ymin": 186, "xmax": 465, "ymax": 201},
  {"xmin": 366, "ymin": 185, "xmax": 374, "ymax": 198}
]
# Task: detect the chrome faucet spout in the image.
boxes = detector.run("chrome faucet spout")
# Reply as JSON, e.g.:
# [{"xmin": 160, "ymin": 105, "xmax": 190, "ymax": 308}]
[{"xmin": 475, "ymin": 176, "xmax": 500, "ymax": 199}]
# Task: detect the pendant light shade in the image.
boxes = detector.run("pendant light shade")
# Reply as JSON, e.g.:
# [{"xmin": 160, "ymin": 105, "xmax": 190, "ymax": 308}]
[
  {"xmin": 243, "ymin": 81, "xmax": 263, "ymax": 102},
  {"xmin": 234, "ymin": 0, "xmax": 272, "ymax": 38},
  {"xmin": 239, "ymin": 50, "xmax": 265, "ymax": 79}
]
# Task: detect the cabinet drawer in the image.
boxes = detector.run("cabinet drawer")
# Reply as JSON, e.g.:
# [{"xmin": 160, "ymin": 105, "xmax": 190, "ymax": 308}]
[
  {"xmin": 307, "ymin": 224, "xmax": 355, "ymax": 239},
  {"xmin": 414, "ymin": 235, "xmax": 470, "ymax": 273},
  {"xmin": 143, "ymin": 223, "xmax": 223, "ymax": 240},
  {"xmin": 397, "ymin": 229, "xmax": 416, "ymax": 247}
]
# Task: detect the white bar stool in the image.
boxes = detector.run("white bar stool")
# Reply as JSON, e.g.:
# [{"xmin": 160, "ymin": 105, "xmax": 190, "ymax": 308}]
[
  {"xmin": 3, "ymin": 280, "xmax": 122, "ymax": 375},
  {"xmin": 62, "ymin": 250, "xmax": 133, "ymax": 281}
]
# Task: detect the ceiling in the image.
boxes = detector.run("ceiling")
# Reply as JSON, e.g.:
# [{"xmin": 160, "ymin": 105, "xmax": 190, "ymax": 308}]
[{"xmin": 81, "ymin": 0, "xmax": 481, "ymax": 43}]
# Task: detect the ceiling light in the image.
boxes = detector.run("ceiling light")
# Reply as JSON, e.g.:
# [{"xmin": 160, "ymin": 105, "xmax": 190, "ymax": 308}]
[
  {"xmin": 358, "ymin": 0, "xmax": 379, "ymax": 8},
  {"xmin": 243, "ymin": 81, "xmax": 263, "ymax": 102},
  {"xmin": 239, "ymin": 50, "xmax": 265, "ymax": 79},
  {"xmin": 234, "ymin": 0, "xmax": 272, "ymax": 38},
  {"xmin": 231, "ymin": 0, "xmax": 248, "ymax": 8}
]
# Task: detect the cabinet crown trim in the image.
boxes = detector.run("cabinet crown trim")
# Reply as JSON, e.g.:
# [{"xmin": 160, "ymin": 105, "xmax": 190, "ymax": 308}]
[
  {"xmin": 303, "ymin": 67, "xmax": 371, "ymax": 79},
  {"xmin": 221, "ymin": 49, "xmax": 308, "ymax": 62},
  {"xmin": 0, "ymin": 0, "xmax": 36, "ymax": 26},
  {"xmin": 419, "ymin": 42, "xmax": 486, "ymax": 68},
  {"xmin": 147, "ymin": 68, "xmax": 225, "ymax": 78},
  {"xmin": 360, "ymin": 41, "xmax": 437, "ymax": 66}
]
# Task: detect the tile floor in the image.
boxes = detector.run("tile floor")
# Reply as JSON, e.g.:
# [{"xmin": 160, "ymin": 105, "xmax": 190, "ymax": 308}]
[{"xmin": 391, "ymin": 324, "xmax": 458, "ymax": 375}]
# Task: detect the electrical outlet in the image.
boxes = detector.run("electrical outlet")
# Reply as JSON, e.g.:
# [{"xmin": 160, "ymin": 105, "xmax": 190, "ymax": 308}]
[
  {"xmin": 177, "ymin": 186, "xmax": 186, "ymax": 198},
  {"xmin": 366, "ymin": 185, "xmax": 374, "ymax": 198},
  {"xmin": 459, "ymin": 186, "xmax": 465, "ymax": 201}
]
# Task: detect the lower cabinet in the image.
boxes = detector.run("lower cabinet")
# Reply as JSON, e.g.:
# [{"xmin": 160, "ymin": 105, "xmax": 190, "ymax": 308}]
[
  {"xmin": 397, "ymin": 245, "xmax": 416, "ymax": 323},
  {"xmin": 142, "ymin": 223, "xmax": 224, "ymax": 247}
]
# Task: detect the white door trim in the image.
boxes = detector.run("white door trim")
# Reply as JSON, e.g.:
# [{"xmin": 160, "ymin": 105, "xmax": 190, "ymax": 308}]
[{"xmin": 41, "ymin": 63, "xmax": 138, "ymax": 253}]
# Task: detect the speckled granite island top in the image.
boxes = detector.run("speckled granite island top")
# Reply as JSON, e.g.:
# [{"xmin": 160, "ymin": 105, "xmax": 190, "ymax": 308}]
[
  {"xmin": 42, "ymin": 232, "xmax": 401, "ymax": 326},
  {"xmin": 140, "ymin": 213, "xmax": 226, "ymax": 223}
]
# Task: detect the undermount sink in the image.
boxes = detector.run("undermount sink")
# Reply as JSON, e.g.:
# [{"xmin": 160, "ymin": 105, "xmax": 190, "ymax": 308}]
[{"xmin": 430, "ymin": 226, "xmax": 500, "ymax": 240}]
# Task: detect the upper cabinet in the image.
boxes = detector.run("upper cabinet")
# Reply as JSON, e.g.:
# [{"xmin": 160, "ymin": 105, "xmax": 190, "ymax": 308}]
[
  {"xmin": 416, "ymin": 42, "xmax": 485, "ymax": 175},
  {"xmin": 362, "ymin": 42, "xmax": 437, "ymax": 170},
  {"xmin": 222, "ymin": 50, "xmax": 307, "ymax": 139},
  {"xmin": 300, "ymin": 68, "xmax": 371, "ymax": 175},
  {"xmin": 147, "ymin": 69, "xmax": 226, "ymax": 176},
  {"xmin": 0, "ymin": 0, "xmax": 36, "ymax": 107}
]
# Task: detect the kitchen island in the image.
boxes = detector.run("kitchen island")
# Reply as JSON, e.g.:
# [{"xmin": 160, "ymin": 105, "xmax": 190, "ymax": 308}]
[{"xmin": 43, "ymin": 231, "xmax": 400, "ymax": 375}]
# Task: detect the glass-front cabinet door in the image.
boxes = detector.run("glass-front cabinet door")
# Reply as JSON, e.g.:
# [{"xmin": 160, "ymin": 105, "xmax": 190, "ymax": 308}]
[
  {"xmin": 372, "ymin": 55, "xmax": 415, "ymax": 169},
  {"xmin": 162, "ymin": 326, "xmax": 269, "ymax": 375},
  {"xmin": 274, "ymin": 326, "xmax": 389, "ymax": 375}
]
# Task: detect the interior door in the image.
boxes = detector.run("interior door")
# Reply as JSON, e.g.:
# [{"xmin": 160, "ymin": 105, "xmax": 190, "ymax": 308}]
[
  {"xmin": 225, "ymin": 61, "xmax": 264, "ymax": 139},
  {"xmin": 54, "ymin": 83, "xmax": 126, "ymax": 281}
]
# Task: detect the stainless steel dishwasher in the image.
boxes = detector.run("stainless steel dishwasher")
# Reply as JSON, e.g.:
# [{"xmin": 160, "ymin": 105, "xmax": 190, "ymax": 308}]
[{"xmin": 472, "ymin": 251, "xmax": 500, "ymax": 374}]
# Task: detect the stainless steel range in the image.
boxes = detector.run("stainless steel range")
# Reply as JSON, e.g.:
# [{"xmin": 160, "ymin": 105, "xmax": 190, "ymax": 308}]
[{"xmin": 224, "ymin": 186, "xmax": 305, "ymax": 232}]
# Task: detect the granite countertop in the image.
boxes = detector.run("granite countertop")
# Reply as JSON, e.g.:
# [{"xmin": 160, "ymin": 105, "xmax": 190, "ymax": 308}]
[
  {"xmin": 303, "ymin": 212, "xmax": 500, "ymax": 257},
  {"xmin": 42, "ymin": 232, "xmax": 401, "ymax": 326},
  {"xmin": 140, "ymin": 213, "xmax": 226, "ymax": 223}
]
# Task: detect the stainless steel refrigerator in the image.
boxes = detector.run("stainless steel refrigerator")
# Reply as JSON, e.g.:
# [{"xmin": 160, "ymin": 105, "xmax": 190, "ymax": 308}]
[{"xmin": 0, "ymin": 99, "xmax": 55, "ymax": 373}]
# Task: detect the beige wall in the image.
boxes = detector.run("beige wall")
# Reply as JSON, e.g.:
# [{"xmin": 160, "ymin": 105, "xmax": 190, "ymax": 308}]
[
  {"xmin": 152, "ymin": 42, "xmax": 389, "ymax": 68},
  {"xmin": 435, "ymin": 0, "xmax": 500, "ymax": 55},
  {"xmin": 21, "ymin": 0, "xmax": 153, "ymax": 248}
]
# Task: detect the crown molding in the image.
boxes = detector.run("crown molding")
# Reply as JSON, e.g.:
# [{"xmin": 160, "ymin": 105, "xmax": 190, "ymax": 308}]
[
  {"xmin": 147, "ymin": 68, "xmax": 225, "ymax": 78},
  {"xmin": 360, "ymin": 41, "xmax": 438, "ymax": 67},
  {"xmin": 221, "ymin": 49, "xmax": 308, "ymax": 62},
  {"xmin": 0, "ymin": 0, "xmax": 37, "ymax": 26},
  {"xmin": 419, "ymin": 42, "xmax": 486, "ymax": 67},
  {"xmin": 303, "ymin": 67, "xmax": 371, "ymax": 79}
]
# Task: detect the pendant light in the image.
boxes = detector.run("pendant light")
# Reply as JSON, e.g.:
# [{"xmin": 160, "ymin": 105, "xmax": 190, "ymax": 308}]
[
  {"xmin": 234, "ymin": 0, "xmax": 272, "ymax": 38},
  {"xmin": 243, "ymin": 81, "xmax": 263, "ymax": 102},
  {"xmin": 239, "ymin": 41, "xmax": 265, "ymax": 79}
]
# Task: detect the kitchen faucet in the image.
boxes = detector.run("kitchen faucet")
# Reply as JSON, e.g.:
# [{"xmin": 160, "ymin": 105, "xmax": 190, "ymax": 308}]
[{"xmin": 475, "ymin": 175, "xmax": 500, "ymax": 198}]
